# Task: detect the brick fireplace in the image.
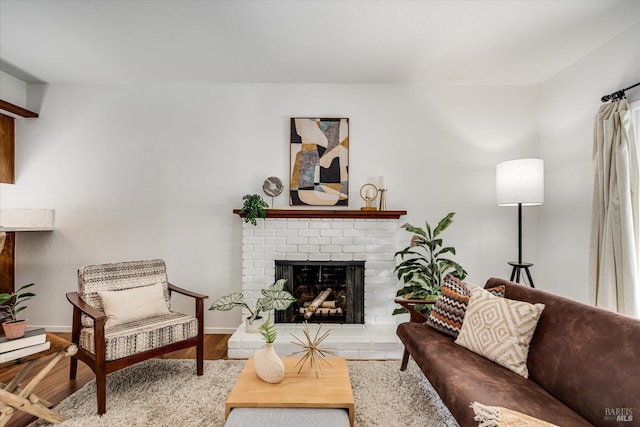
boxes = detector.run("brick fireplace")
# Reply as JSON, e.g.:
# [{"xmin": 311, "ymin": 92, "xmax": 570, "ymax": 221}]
[{"xmin": 227, "ymin": 209, "xmax": 407, "ymax": 359}]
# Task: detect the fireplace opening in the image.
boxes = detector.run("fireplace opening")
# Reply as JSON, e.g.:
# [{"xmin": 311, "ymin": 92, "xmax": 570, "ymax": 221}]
[{"xmin": 275, "ymin": 260, "xmax": 365, "ymax": 324}]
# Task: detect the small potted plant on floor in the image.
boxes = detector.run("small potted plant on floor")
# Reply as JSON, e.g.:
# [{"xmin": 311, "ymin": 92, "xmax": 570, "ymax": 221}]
[
  {"xmin": 0, "ymin": 283, "xmax": 36, "ymax": 339},
  {"xmin": 208, "ymin": 279, "xmax": 296, "ymax": 333}
]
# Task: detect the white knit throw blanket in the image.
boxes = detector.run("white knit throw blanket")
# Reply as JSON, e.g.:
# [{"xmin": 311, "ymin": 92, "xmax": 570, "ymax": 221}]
[{"xmin": 471, "ymin": 402, "xmax": 559, "ymax": 427}]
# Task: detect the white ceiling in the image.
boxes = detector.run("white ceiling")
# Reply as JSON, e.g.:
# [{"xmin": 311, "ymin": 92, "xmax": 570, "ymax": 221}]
[{"xmin": 1, "ymin": 0, "xmax": 639, "ymax": 85}]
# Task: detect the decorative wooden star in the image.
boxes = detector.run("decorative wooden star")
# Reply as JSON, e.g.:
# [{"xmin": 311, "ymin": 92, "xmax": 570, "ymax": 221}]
[{"xmin": 288, "ymin": 322, "xmax": 336, "ymax": 377}]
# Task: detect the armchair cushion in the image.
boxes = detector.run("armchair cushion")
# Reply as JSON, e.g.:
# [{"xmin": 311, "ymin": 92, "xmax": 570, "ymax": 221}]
[
  {"xmin": 78, "ymin": 259, "xmax": 170, "ymax": 328},
  {"xmin": 79, "ymin": 312, "xmax": 198, "ymax": 361},
  {"xmin": 98, "ymin": 283, "xmax": 170, "ymax": 327}
]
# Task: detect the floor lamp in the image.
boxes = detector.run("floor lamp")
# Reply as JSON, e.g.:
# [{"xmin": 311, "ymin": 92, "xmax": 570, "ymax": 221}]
[{"xmin": 496, "ymin": 159, "xmax": 544, "ymax": 287}]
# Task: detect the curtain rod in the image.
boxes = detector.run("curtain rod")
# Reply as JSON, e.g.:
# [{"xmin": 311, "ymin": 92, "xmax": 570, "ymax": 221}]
[{"xmin": 601, "ymin": 82, "xmax": 640, "ymax": 103}]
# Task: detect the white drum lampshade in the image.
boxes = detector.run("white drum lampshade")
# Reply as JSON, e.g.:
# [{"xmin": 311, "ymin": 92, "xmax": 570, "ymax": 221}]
[{"xmin": 496, "ymin": 159, "xmax": 544, "ymax": 206}]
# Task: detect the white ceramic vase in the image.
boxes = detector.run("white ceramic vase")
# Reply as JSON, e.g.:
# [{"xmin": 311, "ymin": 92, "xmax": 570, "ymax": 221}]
[
  {"xmin": 245, "ymin": 316, "xmax": 264, "ymax": 334},
  {"xmin": 253, "ymin": 343, "xmax": 285, "ymax": 384}
]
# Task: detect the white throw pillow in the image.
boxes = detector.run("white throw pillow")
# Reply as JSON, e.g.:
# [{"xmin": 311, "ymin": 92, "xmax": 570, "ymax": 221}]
[
  {"xmin": 455, "ymin": 286, "xmax": 545, "ymax": 378},
  {"xmin": 98, "ymin": 283, "xmax": 170, "ymax": 327}
]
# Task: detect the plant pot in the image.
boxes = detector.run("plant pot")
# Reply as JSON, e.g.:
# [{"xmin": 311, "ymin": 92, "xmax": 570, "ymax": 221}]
[
  {"xmin": 254, "ymin": 343, "xmax": 285, "ymax": 384},
  {"xmin": 245, "ymin": 316, "xmax": 264, "ymax": 334},
  {"xmin": 2, "ymin": 319, "xmax": 28, "ymax": 339}
]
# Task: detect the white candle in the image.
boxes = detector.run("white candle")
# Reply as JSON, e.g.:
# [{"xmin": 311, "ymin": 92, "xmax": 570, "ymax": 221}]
[
  {"xmin": 379, "ymin": 175, "xmax": 386, "ymax": 189},
  {"xmin": 366, "ymin": 188, "xmax": 374, "ymax": 199}
]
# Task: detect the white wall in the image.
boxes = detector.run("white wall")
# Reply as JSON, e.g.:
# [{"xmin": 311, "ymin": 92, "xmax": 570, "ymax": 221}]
[
  {"xmin": 2, "ymin": 83, "xmax": 539, "ymax": 332},
  {"xmin": 538, "ymin": 22, "xmax": 640, "ymax": 303}
]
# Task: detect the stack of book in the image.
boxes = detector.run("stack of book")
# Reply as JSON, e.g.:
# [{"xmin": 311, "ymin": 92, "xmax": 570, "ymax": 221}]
[{"xmin": 0, "ymin": 327, "xmax": 50, "ymax": 363}]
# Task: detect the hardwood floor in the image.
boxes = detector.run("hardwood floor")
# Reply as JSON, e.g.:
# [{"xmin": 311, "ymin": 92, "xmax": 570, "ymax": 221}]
[{"xmin": 0, "ymin": 333, "xmax": 231, "ymax": 427}]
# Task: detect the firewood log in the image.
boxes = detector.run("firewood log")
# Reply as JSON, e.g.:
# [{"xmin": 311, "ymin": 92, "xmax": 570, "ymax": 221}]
[{"xmin": 304, "ymin": 288, "xmax": 333, "ymax": 319}]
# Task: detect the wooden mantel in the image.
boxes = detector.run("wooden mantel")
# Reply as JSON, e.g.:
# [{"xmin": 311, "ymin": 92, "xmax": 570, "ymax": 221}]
[
  {"xmin": 233, "ymin": 209, "xmax": 406, "ymax": 219},
  {"xmin": 0, "ymin": 100, "xmax": 39, "ymax": 119}
]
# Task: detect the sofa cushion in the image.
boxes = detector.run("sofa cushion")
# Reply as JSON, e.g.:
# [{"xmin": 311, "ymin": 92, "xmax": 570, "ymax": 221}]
[
  {"xmin": 396, "ymin": 322, "xmax": 592, "ymax": 427},
  {"xmin": 426, "ymin": 275, "xmax": 505, "ymax": 338},
  {"xmin": 455, "ymin": 287, "xmax": 544, "ymax": 378}
]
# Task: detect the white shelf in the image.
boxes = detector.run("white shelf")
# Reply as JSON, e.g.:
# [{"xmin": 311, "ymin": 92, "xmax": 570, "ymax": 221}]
[
  {"xmin": 0, "ymin": 226, "xmax": 54, "ymax": 232},
  {"xmin": 0, "ymin": 209, "xmax": 55, "ymax": 231}
]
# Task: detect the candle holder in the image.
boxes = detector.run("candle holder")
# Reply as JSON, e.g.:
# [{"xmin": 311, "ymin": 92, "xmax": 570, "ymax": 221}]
[
  {"xmin": 378, "ymin": 175, "xmax": 387, "ymax": 211},
  {"xmin": 378, "ymin": 188, "xmax": 387, "ymax": 211},
  {"xmin": 359, "ymin": 183, "xmax": 378, "ymax": 211}
]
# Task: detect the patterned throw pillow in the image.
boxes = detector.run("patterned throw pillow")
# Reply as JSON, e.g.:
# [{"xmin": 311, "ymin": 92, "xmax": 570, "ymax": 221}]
[
  {"xmin": 426, "ymin": 276, "xmax": 505, "ymax": 338},
  {"xmin": 455, "ymin": 287, "xmax": 545, "ymax": 378}
]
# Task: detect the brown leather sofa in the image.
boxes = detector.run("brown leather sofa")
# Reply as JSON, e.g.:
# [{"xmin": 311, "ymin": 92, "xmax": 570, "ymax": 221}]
[{"xmin": 396, "ymin": 278, "xmax": 640, "ymax": 426}]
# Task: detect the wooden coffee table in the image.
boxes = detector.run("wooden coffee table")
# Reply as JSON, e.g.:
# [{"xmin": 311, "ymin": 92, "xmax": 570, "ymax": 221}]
[{"xmin": 225, "ymin": 356, "xmax": 355, "ymax": 426}]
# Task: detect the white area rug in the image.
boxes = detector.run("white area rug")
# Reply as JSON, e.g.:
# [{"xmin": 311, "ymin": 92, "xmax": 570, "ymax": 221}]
[{"xmin": 30, "ymin": 358, "xmax": 458, "ymax": 426}]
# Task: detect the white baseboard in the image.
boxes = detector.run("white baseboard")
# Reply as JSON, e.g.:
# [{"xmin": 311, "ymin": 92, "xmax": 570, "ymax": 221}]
[
  {"xmin": 31, "ymin": 325, "xmax": 71, "ymax": 333},
  {"xmin": 28, "ymin": 325, "xmax": 237, "ymax": 334},
  {"xmin": 204, "ymin": 327, "xmax": 237, "ymax": 334}
]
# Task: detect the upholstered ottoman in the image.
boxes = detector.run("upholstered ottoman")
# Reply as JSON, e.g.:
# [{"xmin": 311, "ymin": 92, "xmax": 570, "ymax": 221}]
[{"xmin": 225, "ymin": 407, "xmax": 351, "ymax": 427}]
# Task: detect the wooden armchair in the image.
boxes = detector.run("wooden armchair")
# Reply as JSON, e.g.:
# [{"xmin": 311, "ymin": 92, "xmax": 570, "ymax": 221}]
[
  {"xmin": 66, "ymin": 259, "xmax": 208, "ymax": 415},
  {"xmin": 394, "ymin": 297, "xmax": 436, "ymax": 370}
]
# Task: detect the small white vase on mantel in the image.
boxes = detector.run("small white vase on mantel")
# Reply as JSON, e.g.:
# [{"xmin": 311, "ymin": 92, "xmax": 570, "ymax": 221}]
[{"xmin": 254, "ymin": 343, "xmax": 285, "ymax": 384}]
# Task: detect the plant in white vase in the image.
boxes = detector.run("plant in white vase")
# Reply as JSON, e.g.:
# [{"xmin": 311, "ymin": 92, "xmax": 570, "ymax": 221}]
[
  {"xmin": 208, "ymin": 279, "xmax": 295, "ymax": 333},
  {"xmin": 253, "ymin": 315, "xmax": 285, "ymax": 383}
]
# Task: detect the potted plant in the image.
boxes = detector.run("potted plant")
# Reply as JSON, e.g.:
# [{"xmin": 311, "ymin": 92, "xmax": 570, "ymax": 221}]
[
  {"xmin": 239, "ymin": 194, "xmax": 269, "ymax": 226},
  {"xmin": 393, "ymin": 212, "xmax": 467, "ymax": 317},
  {"xmin": 208, "ymin": 279, "xmax": 296, "ymax": 333},
  {"xmin": 0, "ymin": 283, "xmax": 36, "ymax": 339},
  {"xmin": 253, "ymin": 315, "xmax": 285, "ymax": 383}
]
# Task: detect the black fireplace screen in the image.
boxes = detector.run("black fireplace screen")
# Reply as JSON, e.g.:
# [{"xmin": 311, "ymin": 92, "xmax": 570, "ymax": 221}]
[{"xmin": 275, "ymin": 260, "xmax": 365, "ymax": 324}]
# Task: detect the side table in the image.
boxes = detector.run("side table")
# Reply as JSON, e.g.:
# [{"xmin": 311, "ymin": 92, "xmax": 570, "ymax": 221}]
[{"xmin": 0, "ymin": 333, "xmax": 77, "ymax": 425}]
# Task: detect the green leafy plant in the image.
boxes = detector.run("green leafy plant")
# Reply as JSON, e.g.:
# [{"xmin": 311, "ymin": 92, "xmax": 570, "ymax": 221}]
[
  {"xmin": 208, "ymin": 279, "xmax": 296, "ymax": 324},
  {"xmin": 0, "ymin": 283, "xmax": 36, "ymax": 323},
  {"xmin": 239, "ymin": 194, "xmax": 269, "ymax": 226},
  {"xmin": 259, "ymin": 314, "xmax": 278, "ymax": 344},
  {"xmin": 393, "ymin": 212, "xmax": 467, "ymax": 316}
]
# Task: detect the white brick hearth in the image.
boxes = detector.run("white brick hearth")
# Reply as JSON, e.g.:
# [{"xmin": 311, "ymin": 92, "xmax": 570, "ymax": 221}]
[
  {"xmin": 228, "ymin": 213, "xmax": 408, "ymax": 359},
  {"xmin": 228, "ymin": 323, "xmax": 403, "ymax": 360}
]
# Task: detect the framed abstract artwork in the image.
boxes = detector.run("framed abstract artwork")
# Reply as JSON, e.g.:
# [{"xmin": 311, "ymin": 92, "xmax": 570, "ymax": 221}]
[{"xmin": 289, "ymin": 117, "xmax": 349, "ymax": 206}]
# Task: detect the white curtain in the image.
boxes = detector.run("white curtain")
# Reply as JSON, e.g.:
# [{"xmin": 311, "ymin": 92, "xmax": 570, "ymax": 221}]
[{"xmin": 589, "ymin": 99, "xmax": 640, "ymax": 317}]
